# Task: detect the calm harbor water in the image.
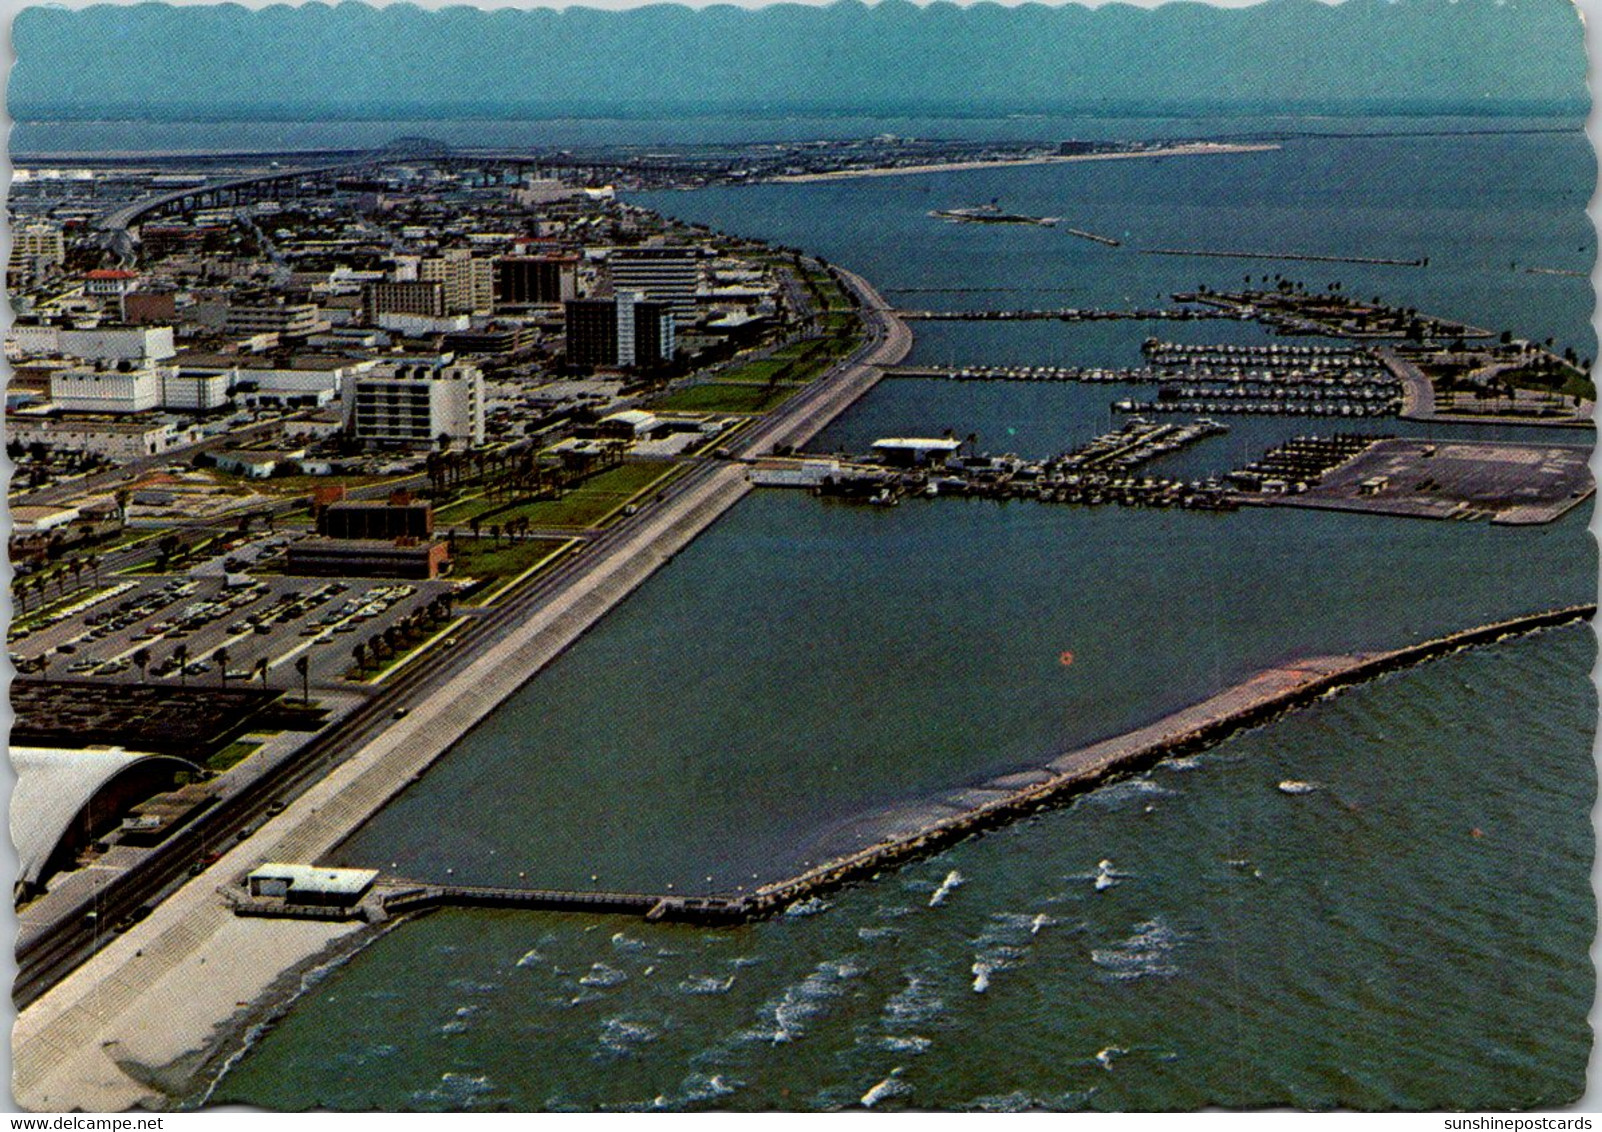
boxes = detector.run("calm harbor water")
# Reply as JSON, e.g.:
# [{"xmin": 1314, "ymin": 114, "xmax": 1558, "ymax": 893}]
[{"xmin": 207, "ymin": 119, "xmax": 1594, "ymax": 1109}]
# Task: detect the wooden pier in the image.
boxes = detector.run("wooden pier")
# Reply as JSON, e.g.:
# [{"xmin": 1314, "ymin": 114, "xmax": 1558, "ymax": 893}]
[{"xmin": 320, "ymin": 604, "xmax": 1593, "ymax": 929}]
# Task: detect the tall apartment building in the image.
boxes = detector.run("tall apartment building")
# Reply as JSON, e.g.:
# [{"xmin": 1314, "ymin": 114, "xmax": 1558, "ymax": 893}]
[
  {"xmin": 607, "ymin": 246, "xmax": 700, "ymax": 322},
  {"xmin": 616, "ymin": 291, "xmax": 675, "ymax": 368},
  {"xmin": 564, "ymin": 292, "xmax": 674, "ymax": 370},
  {"xmin": 494, "ymin": 256, "xmax": 578, "ymax": 307},
  {"xmin": 345, "ymin": 360, "xmax": 485, "ymax": 448},
  {"xmin": 419, "ymin": 250, "xmax": 493, "ymax": 316},
  {"xmin": 10, "ymin": 224, "xmax": 66, "ymax": 271}
]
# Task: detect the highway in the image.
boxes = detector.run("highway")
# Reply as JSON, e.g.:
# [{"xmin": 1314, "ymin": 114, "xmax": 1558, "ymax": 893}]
[{"xmin": 13, "ymin": 265, "xmax": 909, "ymax": 1008}]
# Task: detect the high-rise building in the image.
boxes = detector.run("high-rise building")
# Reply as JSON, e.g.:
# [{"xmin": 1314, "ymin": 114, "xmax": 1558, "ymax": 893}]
[
  {"xmin": 419, "ymin": 249, "xmax": 493, "ymax": 316},
  {"xmin": 615, "ymin": 291, "xmax": 675, "ymax": 368},
  {"xmin": 11, "ymin": 224, "xmax": 66, "ymax": 268},
  {"xmin": 364, "ymin": 280, "xmax": 447, "ymax": 321},
  {"xmin": 608, "ymin": 247, "xmax": 700, "ymax": 322},
  {"xmin": 564, "ymin": 293, "xmax": 674, "ymax": 370},
  {"xmin": 346, "ymin": 360, "xmax": 485, "ymax": 448},
  {"xmin": 495, "ymin": 256, "xmax": 578, "ymax": 306},
  {"xmin": 564, "ymin": 299, "xmax": 618, "ymax": 369}
]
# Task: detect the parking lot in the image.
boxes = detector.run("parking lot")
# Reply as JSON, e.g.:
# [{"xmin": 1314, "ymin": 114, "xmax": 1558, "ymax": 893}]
[{"xmin": 12, "ymin": 572, "xmax": 458, "ymax": 690}]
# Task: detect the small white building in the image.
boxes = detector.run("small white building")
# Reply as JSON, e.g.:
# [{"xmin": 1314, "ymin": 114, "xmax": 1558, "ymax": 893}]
[
  {"xmin": 9, "ymin": 325, "xmax": 176, "ymax": 363},
  {"xmin": 246, "ymin": 864, "xmax": 378, "ymax": 908},
  {"xmin": 870, "ymin": 437, "xmax": 963, "ymax": 468},
  {"xmin": 161, "ymin": 368, "xmax": 233, "ymax": 411},
  {"xmin": 372, "ymin": 311, "xmax": 472, "ymax": 337},
  {"xmin": 597, "ymin": 409, "xmax": 660, "ymax": 438},
  {"xmin": 10, "ymin": 504, "xmax": 82, "ymax": 534},
  {"xmin": 5, "ymin": 417, "xmax": 204, "ymax": 461}
]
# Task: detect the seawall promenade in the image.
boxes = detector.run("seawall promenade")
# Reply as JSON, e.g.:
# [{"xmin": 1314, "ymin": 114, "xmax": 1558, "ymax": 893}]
[{"xmin": 11, "ymin": 268, "xmax": 911, "ymax": 1112}]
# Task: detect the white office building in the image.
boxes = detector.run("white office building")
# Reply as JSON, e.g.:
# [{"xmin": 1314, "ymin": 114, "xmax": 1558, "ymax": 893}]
[
  {"xmin": 345, "ymin": 360, "xmax": 485, "ymax": 448},
  {"xmin": 49, "ymin": 364, "xmax": 163, "ymax": 413},
  {"xmin": 608, "ymin": 246, "xmax": 700, "ymax": 321}
]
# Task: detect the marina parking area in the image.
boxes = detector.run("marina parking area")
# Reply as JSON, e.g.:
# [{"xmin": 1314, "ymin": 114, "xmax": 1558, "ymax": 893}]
[{"xmin": 1252, "ymin": 438, "xmax": 1593, "ymax": 524}]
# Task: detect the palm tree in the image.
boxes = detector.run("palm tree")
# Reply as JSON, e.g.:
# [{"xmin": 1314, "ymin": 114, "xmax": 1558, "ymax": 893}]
[
  {"xmin": 214, "ymin": 646, "xmax": 230, "ymax": 686},
  {"xmin": 86, "ymin": 553, "xmax": 101, "ymax": 586},
  {"xmin": 351, "ymin": 641, "xmax": 367, "ymax": 674},
  {"xmin": 132, "ymin": 647, "xmax": 151, "ymax": 684},
  {"xmin": 294, "ymin": 655, "xmax": 311, "ymax": 704},
  {"xmin": 173, "ymin": 643, "xmax": 190, "ymax": 687},
  {"xmin": 254, "ymin": 657, "xmax": 270, "ymax": 689}
]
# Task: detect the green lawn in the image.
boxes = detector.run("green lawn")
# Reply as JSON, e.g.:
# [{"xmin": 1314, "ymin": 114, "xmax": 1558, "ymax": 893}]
[
  {"xmin": 650, "ymin": 382, "xmax": 800, "ymax": 414},
  {"xmin": 207, "ymin": 739, "xmax": 263, "ymax": 773},
  {"xmin": 448, "ymin": 536, "xmax": 574, "ymax": 588},
  {"xmin": 440, "ymin": 462, "xmax": 687, "ymax": 533}
]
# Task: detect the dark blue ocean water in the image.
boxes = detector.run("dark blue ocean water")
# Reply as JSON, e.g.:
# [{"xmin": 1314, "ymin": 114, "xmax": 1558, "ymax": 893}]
[{"xmin": 203, "ymin": 120, "xmax": 1596, "ymax": 1110}]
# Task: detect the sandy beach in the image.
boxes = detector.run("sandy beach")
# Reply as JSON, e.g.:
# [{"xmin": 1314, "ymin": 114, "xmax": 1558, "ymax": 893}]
[{"xmin": 767, "ymin": 142, "xmax": 1280, "ymax": 183}]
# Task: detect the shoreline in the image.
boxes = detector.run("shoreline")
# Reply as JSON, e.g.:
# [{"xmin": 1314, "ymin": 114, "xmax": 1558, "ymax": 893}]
[
  {"xmin": 766, "ymin": 142, "xmax": 1279, "ymax": 183},
  {"xmin": 16, "ymin": 601, "xmax": 1588, "ymax": 1109},
  {"xmin": 10, "ymin": 268, "xmax": 912, "ymax": 1114}
]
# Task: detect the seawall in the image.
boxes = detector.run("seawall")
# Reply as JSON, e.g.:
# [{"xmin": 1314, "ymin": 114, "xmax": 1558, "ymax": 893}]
[{"xmin": 11, "ymin": 267, "xmax": 911, "ymax": 1112}]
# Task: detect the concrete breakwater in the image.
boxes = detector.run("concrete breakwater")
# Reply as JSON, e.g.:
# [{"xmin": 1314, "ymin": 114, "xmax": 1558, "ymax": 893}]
[
  {"xmin": 384, "ymin": 603, "xmax": 1585, "ymax": 927},
  {"xmin": 358, "ymin": 604, "xmax": 1593, "ymax": 928},
  {"xmin": 731, "ymin": 603, "xmax": 1595, "ymax": 917},
  {"xmin": 1144, "ymin": 247, "xmax": 1427, "ymax": 268}
]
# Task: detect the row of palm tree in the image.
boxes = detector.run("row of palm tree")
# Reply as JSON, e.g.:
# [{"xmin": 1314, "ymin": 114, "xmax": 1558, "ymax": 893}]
[
  {"xmin": 348, "ymin": 595, "xmax": 458, "ymax": 677},
  {"xmin": 14, "ymin": 553, "xmax": 104, "ymax": 615}
]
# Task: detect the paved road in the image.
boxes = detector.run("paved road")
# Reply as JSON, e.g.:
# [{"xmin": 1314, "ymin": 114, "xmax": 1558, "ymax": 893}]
[{"xmin": 12, "ymin": 267, "xmax": 910, "ymax": 1012}]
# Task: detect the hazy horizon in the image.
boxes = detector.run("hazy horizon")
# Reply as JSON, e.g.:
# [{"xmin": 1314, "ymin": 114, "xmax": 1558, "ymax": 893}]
[{"xmin": 10, "ymin": 0, "xmax": 1589, "ymax": 126}]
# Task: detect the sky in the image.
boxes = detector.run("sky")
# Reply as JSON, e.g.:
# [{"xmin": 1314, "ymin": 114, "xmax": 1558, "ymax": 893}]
[{"xmin": 2, "ymin": 0, "xmax": 1326, "ymax": 9}]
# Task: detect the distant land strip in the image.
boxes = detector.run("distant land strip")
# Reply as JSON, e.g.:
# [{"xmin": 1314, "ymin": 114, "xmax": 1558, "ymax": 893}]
[{"xmin": 766, "ymin": 141, "xmax": 1278, "ymax": 183}]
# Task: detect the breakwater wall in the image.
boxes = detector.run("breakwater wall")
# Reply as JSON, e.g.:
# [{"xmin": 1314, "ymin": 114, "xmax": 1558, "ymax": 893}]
[
  {"xmin": 1144, "ymin": 247, "xmax": 1427, "ymax": 267},
  {"xmin": 385, "ymin": 604, "xmax": 1590, "ymax": 927},
  {"xmin": 734, "ymin": 603, "xmax": 1593, "ymax": 917}
]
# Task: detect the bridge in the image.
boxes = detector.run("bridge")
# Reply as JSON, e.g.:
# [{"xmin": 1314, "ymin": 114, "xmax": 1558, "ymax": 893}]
[{"xmin": 91, "ymin": 146, "xmax": 718, "ymax": 236}]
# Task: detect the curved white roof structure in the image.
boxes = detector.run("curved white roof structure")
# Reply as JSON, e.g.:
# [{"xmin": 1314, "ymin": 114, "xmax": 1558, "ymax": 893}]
[{"xmin": 12, "ymin": 746, "xmax": 198, "ymax": 888}]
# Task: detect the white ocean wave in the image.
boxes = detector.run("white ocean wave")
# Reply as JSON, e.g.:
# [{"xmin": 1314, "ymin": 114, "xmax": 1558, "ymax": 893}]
[
  {"xmin": 579, "ymin": 962, "xmax": 628, "ymax": 988},
  {"xmin": 1091, "ymin": 918, "xmax": 1185, "ymax": 981},
  {"xmin": 739, "ymin": 957, "xmax": 866, "ymax": 1044}
]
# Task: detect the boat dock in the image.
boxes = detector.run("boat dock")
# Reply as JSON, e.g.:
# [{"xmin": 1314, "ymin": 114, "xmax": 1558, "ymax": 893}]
[
  {"xmin": 894, "ymin": 306, "xmax": 1236, "ymax": 322},
  {"xmin": 883, "ymin": 364, "xmax": 1156, "ymax": 382}
]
